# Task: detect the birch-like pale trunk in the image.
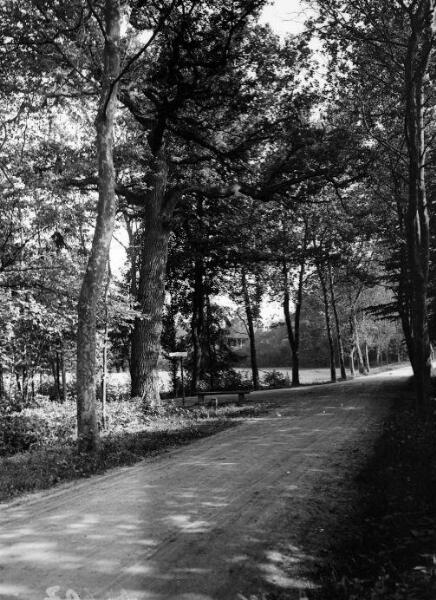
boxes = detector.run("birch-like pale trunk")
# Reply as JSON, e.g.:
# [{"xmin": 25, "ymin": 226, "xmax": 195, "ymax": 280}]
[{"xmin": 76, "ymin": 1, "xmax": 125, "ymax": 451}]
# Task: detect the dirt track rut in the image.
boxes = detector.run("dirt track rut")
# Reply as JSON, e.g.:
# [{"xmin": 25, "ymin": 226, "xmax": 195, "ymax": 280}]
[{"xmin": 0, "ymin": 367, "xmax": 411, "ymax": 600}]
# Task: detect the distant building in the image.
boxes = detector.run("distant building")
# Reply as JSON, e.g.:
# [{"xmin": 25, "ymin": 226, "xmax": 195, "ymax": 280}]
[{"xmin": 221, "ymin": 316, "xmax": 249, "ymax": 349}]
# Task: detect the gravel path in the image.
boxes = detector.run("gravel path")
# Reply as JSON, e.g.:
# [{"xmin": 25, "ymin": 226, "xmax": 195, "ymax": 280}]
[{"xmin": 0, "ymin": 366, "xmax": 412, "ymax": 600}]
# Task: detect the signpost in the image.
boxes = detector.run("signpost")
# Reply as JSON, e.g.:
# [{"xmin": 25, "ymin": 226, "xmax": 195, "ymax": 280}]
[{"xmin": 168, "ymin": 351, "xmax": 188, "ymax": 406}]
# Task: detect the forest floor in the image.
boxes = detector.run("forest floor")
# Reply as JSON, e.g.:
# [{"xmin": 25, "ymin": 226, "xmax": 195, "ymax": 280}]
[{"xmin": 0, "ymin": 366, "xmax": 427, "ymax": 600}]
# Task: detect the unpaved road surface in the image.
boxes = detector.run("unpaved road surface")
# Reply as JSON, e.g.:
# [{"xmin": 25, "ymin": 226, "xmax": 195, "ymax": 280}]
[{"xmin": 0, "ymin": 367, "xmax": 412, "ymax": 600}]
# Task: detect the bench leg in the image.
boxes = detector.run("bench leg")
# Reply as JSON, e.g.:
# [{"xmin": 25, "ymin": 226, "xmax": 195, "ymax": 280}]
[{"xmin": 238, "ymin": 392, "xmax": 245, "ymax": 404}]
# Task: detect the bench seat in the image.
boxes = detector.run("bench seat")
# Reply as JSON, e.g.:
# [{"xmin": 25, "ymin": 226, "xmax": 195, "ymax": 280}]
[{"xmin": 197, "ymin": 389, "xmax": 251, "ymax": 406}]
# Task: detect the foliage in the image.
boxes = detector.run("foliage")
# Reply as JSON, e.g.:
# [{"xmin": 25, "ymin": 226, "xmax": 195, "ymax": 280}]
[
  {"xmin": 211, "ymin": 369, "xmax": 252, "ymax": 392},
  {"xmin": 262, "ymin": 370, "xmax": 291, "ymax": 389},
  {"xmin": 0, "ymin": 413, "xmax": 52, "ymax": 456}
]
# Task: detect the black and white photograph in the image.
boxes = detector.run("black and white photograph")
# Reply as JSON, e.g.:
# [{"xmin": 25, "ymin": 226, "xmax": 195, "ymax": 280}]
[{"xmin": 0, "ymin": 0, "xmax": 435, "ymax": 598}]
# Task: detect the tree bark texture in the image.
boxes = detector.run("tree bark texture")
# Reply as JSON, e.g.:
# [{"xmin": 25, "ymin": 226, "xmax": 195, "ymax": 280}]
[
  {"xmin": 76, "ymin": 1, "xmax": 125, "ymax": 451},
  {"xmin": 130, "ymin": 157, "xmax": 170, "ymax": 407},
  {"xmin": 403, "ymin": 2, "xmax": 435, "ymax": 414}
]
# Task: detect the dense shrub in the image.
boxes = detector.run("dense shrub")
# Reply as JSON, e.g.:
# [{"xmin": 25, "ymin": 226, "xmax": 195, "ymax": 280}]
[
  {"xmin": 0, "ymin": 414, "xmax": 52, "ymax": 456},
  {"xmin": 215, "ymin": 369, "xmax": 252, "ymax": 391},
  {"xmin": 262, "ymin": 370, "xmax": 291, "ymax": 389}
]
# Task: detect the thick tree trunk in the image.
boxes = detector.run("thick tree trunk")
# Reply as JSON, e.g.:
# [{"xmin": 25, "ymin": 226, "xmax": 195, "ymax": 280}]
[
  {"xmin": 317, "ymin": 263, "xmax": 336, "ymax": 382},
  {"xmin": 242, "ymin": 268, "xmax": 260, "ymax": 390},
  {"xmin": 328, "ymin": 264, "xmax": 347, "ymax": 380},
  {"xmin": 130, "ymin": 162, "xmax": 170, "ymax": 407},
  {"xmin": 403, "ymin": 3, "xmax": 434, "ymax": 414},
  {"xmin": 76, "ymin": 1, "xmax": 125, "ymax": 451}
]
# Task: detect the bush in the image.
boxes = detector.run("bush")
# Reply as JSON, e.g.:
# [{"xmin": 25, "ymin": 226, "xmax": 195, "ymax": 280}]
[
  {"xmin": 0, "ymin": 413, "xmax": 52, "ymax": 456},
  {"xmin": 262, "ymin": 370, "xmax": 291, "ymax": 389},
  {"xmin": 215, "ymin": 369, "xmax": 252, "ymax": 391}
]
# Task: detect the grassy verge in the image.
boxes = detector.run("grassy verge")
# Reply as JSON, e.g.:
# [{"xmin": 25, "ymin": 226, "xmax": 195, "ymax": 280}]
[
  {"xmin": 0, "ymin": 402, "xmax": 264, "ymax": 504},
  {"xmin": 313, "ymin": 394, "xmax": 436, "ymax": 600}
]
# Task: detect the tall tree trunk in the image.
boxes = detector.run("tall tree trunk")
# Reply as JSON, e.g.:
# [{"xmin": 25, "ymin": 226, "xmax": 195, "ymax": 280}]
[
  {"xmin": 328, "ymin": 263, "xmax": 347, "ymax": 380},
  {"xmin": 76, "ymin": 0, "xmax": 125, "ymax": 451},
  {"xmin": 190, "ymin": 199, "xmax": 205, "ymax": 394},
  {"xmin": 101, "ymin": 267, "xmax": 111, "ymax": 429},
  {"xmin": 364, "ymin": 340, "xmax": 371, "ymax": 372},
  {"xmin": 190, "ymin": 267, "xmax": 204, "ymax": 394},
  {"xmin": 242, "ymin": 268, "xmax": 260, "ymax": 390},
  {"xmin": 205, "ymin": 294, "xmax": 217, "ymax": 390},
  {"xmin": 282, "ymin": 271, "xmax": 298, "ymax": 386},
  {"xmin": 50, "ymin": 359, "xmax": 57, "ymax": 399},
  {"xmin": 61, "ymin": 342, "xmax": 67, "ymax": 404},
  {"xmin": 130, "ymin": 160, "xmax": 170, "ymax": 408},
  {"xmin": 349, "ymin": 347, "xmax": 356, "ymax": 376},
  {"xmin": 124, "ymin": 212, "xmax": 138, "ymax": 298},
  {"xmin": 317, "ymin": 263, "xmax": 336, "ymax": 383},
  {"xmin": 403, "ymin": 2, "xmax": 434, "ymax": 414},
  {"xmin": 282, "ymin": 258, "xmax": 305, "ymax": 387},
  {"xmin": 350, "ymin": 313, "xmax": 367, "ymax": 374}
]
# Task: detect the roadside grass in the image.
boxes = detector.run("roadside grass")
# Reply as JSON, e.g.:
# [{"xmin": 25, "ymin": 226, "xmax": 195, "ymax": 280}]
[
  {"xmin": 0, "ymin": 399, "xmax": 265, "ymax": 504},
  {"xmin": 313, "ymin": 391, "xmax": 436, "ymax": 600}
]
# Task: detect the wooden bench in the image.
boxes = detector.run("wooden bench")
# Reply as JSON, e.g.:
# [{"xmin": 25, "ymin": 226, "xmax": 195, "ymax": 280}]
[{"xmin": 197, "ymin": 390, "xmax": 251, "ymax": 408}]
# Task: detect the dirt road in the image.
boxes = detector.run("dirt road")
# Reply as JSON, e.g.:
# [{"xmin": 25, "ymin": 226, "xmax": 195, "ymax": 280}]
[{"xmin": 0, "ymin": 367, "xmax": 412, "ymax": 600}]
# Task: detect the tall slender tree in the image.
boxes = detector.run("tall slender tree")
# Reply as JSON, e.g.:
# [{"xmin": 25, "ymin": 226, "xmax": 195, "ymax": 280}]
[{"xmin": 76, "ymin": 1, "xmax": 128, "ymax": 451}]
